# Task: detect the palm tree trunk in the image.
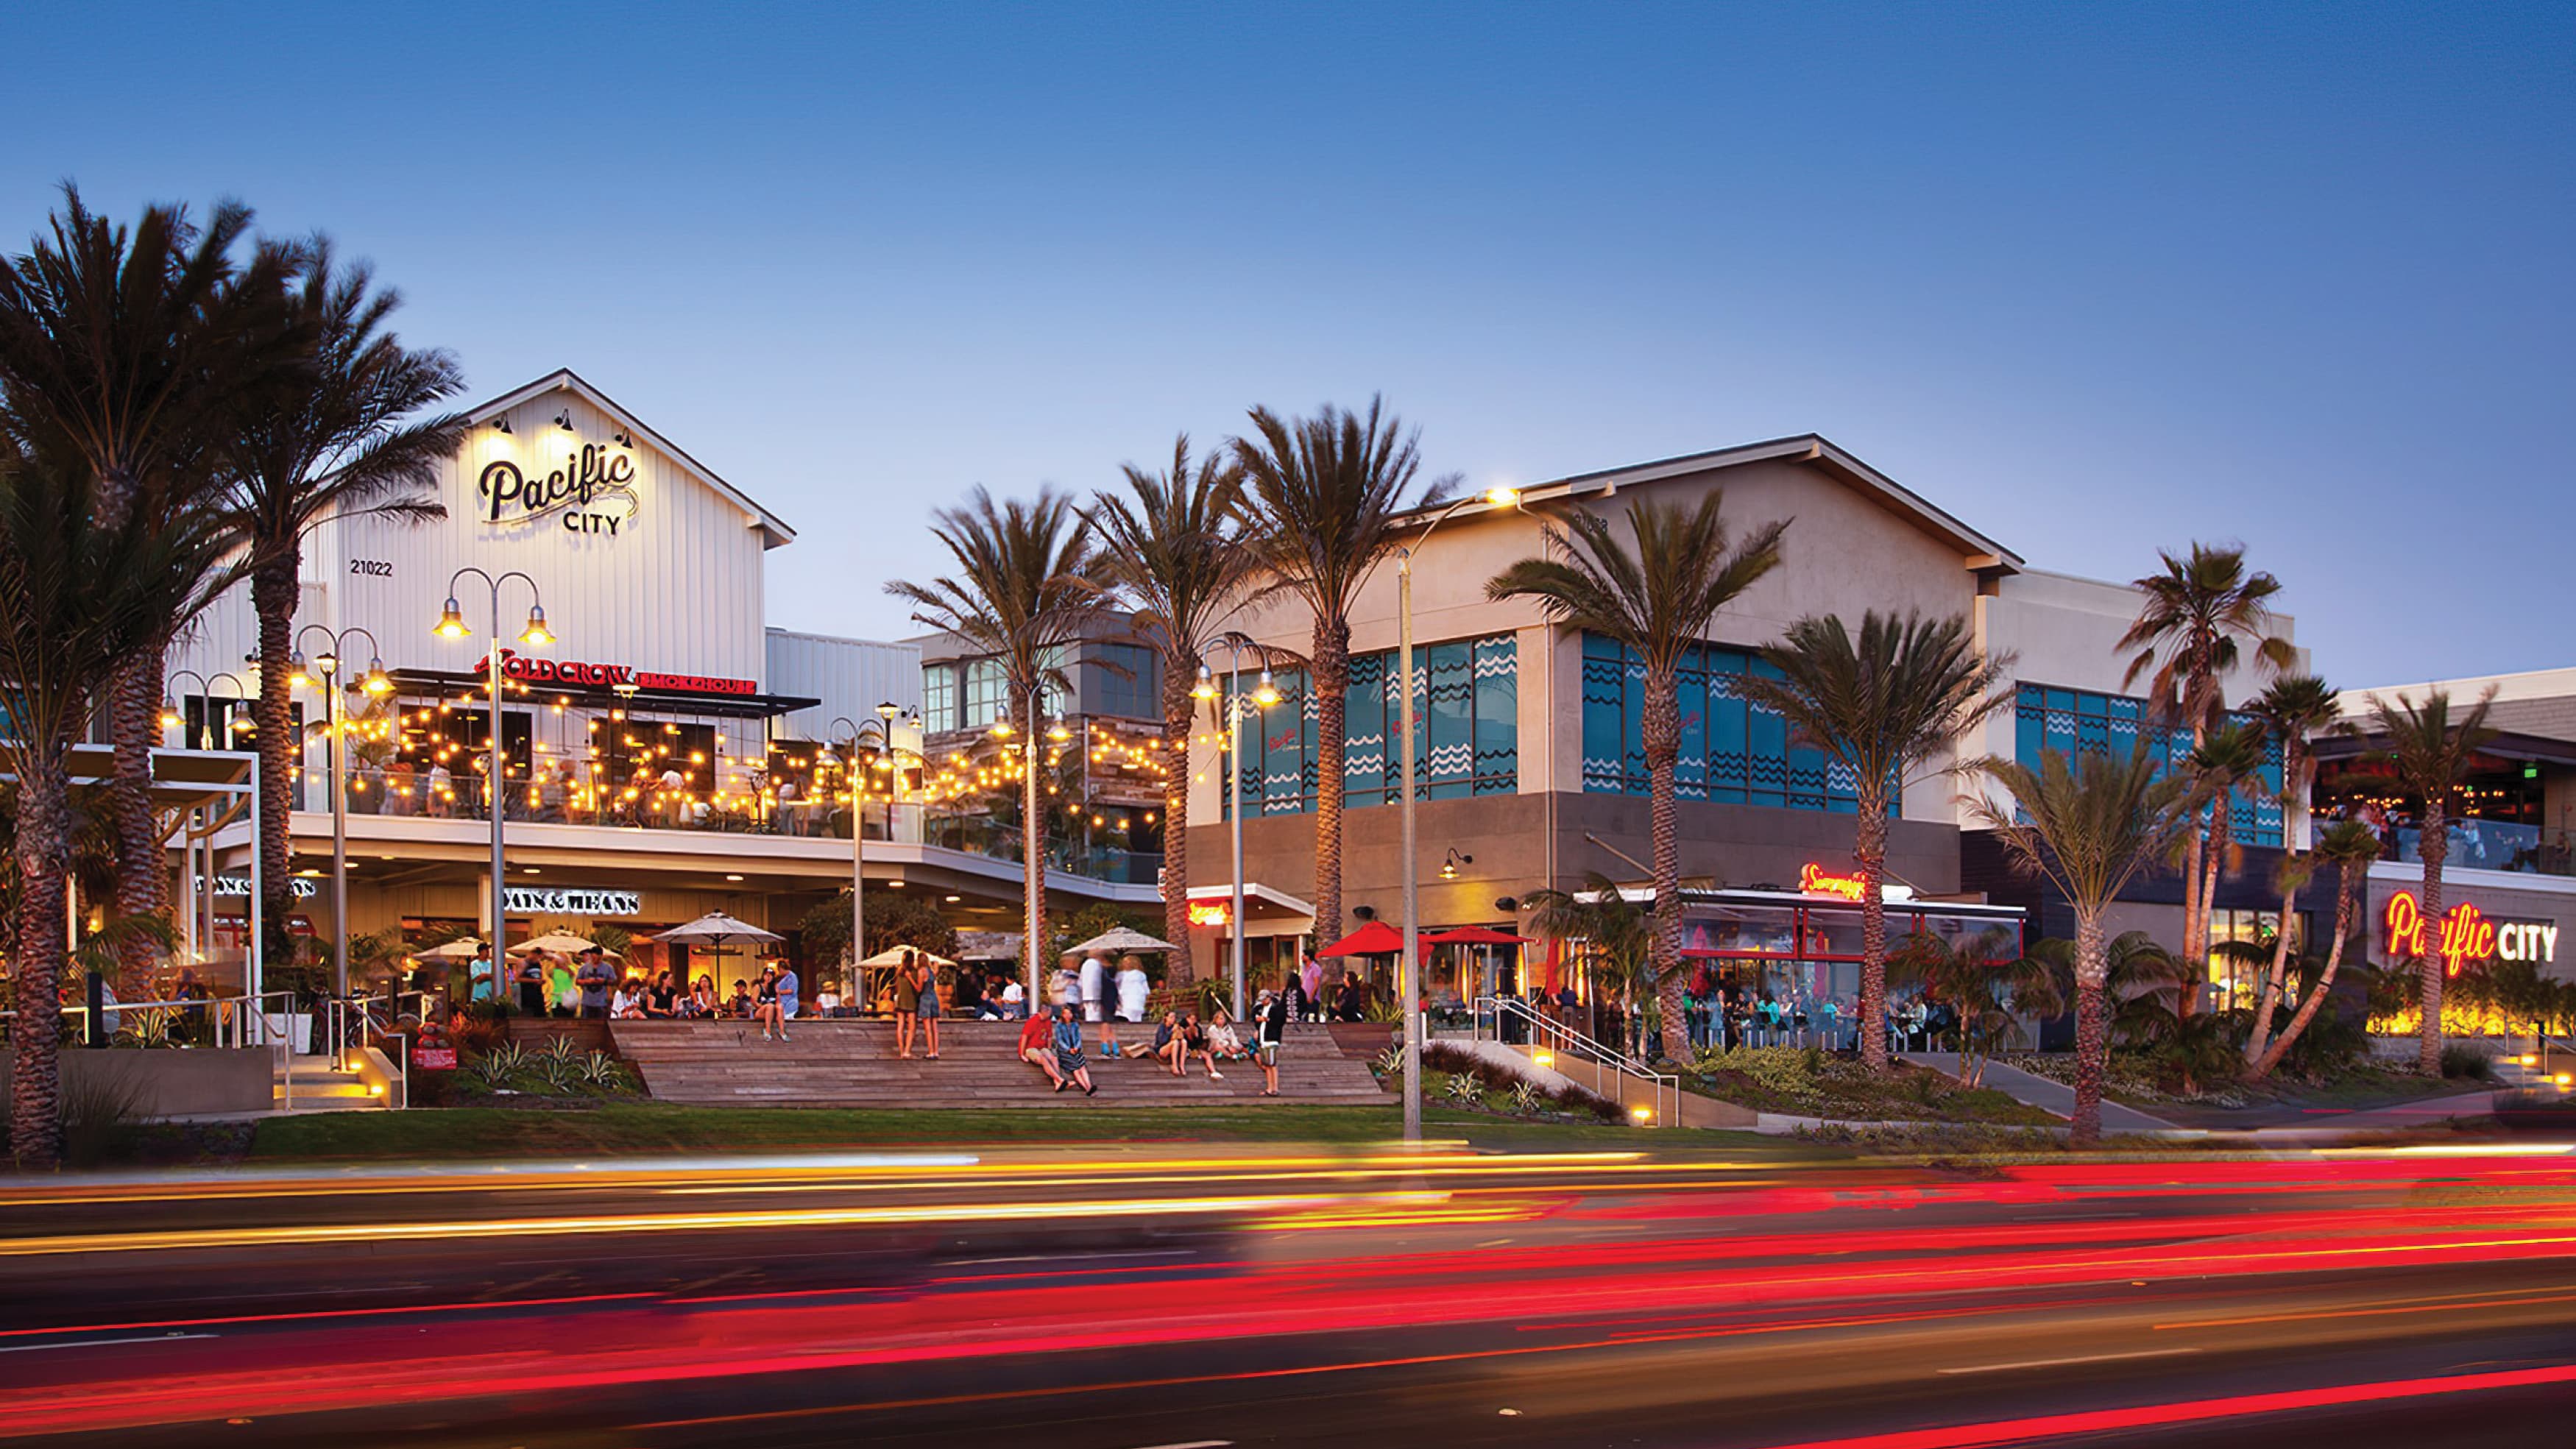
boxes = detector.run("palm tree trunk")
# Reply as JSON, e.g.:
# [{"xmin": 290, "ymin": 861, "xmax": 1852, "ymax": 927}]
[
  {"xmin": 2418, "ymin": 799, "xmax": 2448, "ymax": 1075},
  {"xmin": 1855, "ymin": 787, "xmax": 1890, "ymax": 1073},
  {"xmin": 110, "ymin": 638, "xmax": 170, "ymax": 998},
  {"xmin": 2243, "ymin": 872, "xmax": 2300, "ymax": 1064},
  {"xmin": 2251, "ymin": 870, "xmax": 2357, "ymax": 1080},
  {"xmin": 2180, "ymin": 821, "xmax": 2207, "ymax": 999},
  {"xmin": 1642, "ymin": 666, "xmax": 1686, "ymax": 1063},
  {"xmin": 2187, "ymin": 794, "xmax": 2231, "ymax": 1024},
  {"xmin": 2071, "ymin": 910, "xmax": 2108, "ymax": 1147},
  {"xmin": 1159, "ymin": 665, "xmax": 1193, "ymax": 974},
  {"xmin": 252, "ymin": 561, "xmax": 300, "ymax": 966},
  {"xmin": 1311, "ymin": 620, "xmax": 1349, "ymax": 942},
  {"xmin": 10, "ymin": 755, "xmax": 71, "ymax": 1169}
]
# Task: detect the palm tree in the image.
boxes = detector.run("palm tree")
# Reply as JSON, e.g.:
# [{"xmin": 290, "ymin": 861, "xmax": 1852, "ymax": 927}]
[
  {"xmin": 2249, "ymin": 818, "xmax": 2383, "ymax": 1080},
  {"xmin": 1488, "ymin": 492, "xmax": 1787, "ymax": 1062},
  {"xmin": 1888, "ymin": 927, "xmax": 2062, "ymax": 1088},
  {"xmin": 2178, "ymin": 719, "xmax": 2269, "ymax": 1018},
  {"xmin": 2115, "ymin": 543, "xmax": 2294, "ymax": 974},
  {"xmin": 1233, "ymin": 398, "xmax": 1451, "ymax": 950},
  {"xmin": 223, "ymin": 240, "xmax": 464, "ymax": 966},
  {"xmin": 1968, "ymin": 747, "xmax": 2190, "ymax": 1144},
  {"xmin": 0, "ymin": 189, "xmax": 301, "ymax": 993},
  {"xmin": 1735, "ymin": 612, "xmax": 2011, "ymax": 1072},
  {"xmin": 890, "ymin": 486, "xmax": 1114, "ymax": 1003},
  {"xmin": 0, "ymin": 433, "xmax": 232, "ymax": 1168},
  {"xmin": 1085, "ymin": 436, "xmax": 1254, "ymax": 960},
  {"xmin": 2241, "ymin": 675, "xmax": 2343, "ymax": 1066},
  {"xmin": 2367, "ymin": 687, "xmax": 2499, "ymax": 1074},
  {"xmin": 1522, "ymin": 871, "xmax": 1655, "ymax": 1050}
]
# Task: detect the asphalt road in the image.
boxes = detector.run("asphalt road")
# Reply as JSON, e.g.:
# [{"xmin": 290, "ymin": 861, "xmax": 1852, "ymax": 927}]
[{"xmin": 7, "ymin": 1140, "xmax": 2576, "ymax": 1446}]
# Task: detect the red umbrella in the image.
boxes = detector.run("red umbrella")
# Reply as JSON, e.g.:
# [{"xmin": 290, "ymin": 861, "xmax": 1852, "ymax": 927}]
[
  {"xmin": 1315, "ymin": 921, "xmax": 1406, "ymax": 957},
  {"xmin": 1423, "ymin": 926, "xmax": 1531, "ymax": 946}
]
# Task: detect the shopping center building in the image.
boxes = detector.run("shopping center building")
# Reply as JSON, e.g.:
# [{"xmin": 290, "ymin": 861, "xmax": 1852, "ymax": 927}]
[
  {"xmin": 1175, "ymin": 435, "xmax": 2306, "ymax": 1018},
  {"xmin": 167, "ymin": 369, "xmax": 1150, "ymax": 997}
]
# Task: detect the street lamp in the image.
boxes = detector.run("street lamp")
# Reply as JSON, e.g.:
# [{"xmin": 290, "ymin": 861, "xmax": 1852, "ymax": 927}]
[
  {"xmin": 433, "ymin": 569, "xmax": 553, "ymax": 969},
  {"xmin": 1395, "ymin": 485, "xmax": 1518, "ymax": 1142},
  {"xmin": 294, "ymin": 625, "xmax": 388, "ymax": 1002},
  {"xmin": 818, "ymin": 702, "xmax": 916, "ymax": 1007},
  {"xmin": 1192, "ymin": 634, "xmax": 1280, "ymax": 1019}
]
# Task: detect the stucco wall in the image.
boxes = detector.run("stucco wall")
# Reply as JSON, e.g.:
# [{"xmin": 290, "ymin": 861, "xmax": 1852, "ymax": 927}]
[{"xmin": 0, "ymin": 1049, "xmax": 275, "ymax": 1119}]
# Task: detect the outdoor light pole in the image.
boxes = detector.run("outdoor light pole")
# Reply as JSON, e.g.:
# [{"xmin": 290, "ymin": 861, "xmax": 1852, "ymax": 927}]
[
  {"xmin": 435, "ymin": 569, "xmax": 553, "ymax": 968},
  {"xmin": 820, "ymin": 703, "xmax": 910, "ymax": 1005},
  {"xmin": 294, "ymin": 626, "xmax": 391, "ymax": 1000},
  {"xmin": 1194, "ymin": 635, "xmax": 1278, "ymax": 1021},
  {"xmin": 1395, "ymin": 487, "xmax": 1518, "ymax": 1144}
]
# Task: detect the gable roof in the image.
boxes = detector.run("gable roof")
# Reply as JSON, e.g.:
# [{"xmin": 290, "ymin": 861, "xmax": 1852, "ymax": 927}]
[
  {"xmin": 1483, "ymin": 433, "xmax": 2020, "ymax": 573},
  {"xmin": 464, "ymin": 369, "xmax": 796, "ymax": 548}
]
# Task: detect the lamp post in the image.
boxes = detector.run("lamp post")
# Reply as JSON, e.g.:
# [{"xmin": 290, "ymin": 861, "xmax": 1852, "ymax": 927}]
[
  {"xmin": 293, "ymin": 626, "xmax": 392, "ymax": 1001},
  {"xmin": 817, "ymin": 703, "xmax": 913, "ymax": 1006},
  {"xmin": 1192, "ymin": 637, "xmax": 1280, "ymax": 1019},
  {"xmin": 434, "ymin": 570, "xmax": 553, "ymax": 969},
  {"xmin": 163, "ymin": 670, "xmax": 252, "ymax": 974},
  {"xmin": 1395, "ymin": 486, "xmax": 1518, "ymax": 1143}
]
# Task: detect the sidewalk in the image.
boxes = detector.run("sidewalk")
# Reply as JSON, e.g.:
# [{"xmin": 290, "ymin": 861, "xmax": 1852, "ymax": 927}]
[{"xmin": 1899, "ymin": 1053, "xmax": 2176, "ymax": 1132}]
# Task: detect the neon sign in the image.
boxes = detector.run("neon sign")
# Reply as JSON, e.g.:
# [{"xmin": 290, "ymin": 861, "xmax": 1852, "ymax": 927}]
[
  {"xmin": 2385, "ymin": 890, "xmax": 2499, "ymax": 976},
  {"xmin": 1187, "ymin": 902, "xmax": 1232, "ymax": 929},
  {"xmin": 488, "ymin": 648, "xmax": 759, "ymax": 699},
  {"xmin": 1798, "ymin": 863, "xmax": 1868, "ymax": 902}
]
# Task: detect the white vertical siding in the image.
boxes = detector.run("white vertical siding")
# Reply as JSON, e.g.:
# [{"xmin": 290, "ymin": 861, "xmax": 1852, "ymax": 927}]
[{"xmin": 766, "ymin": 629, "xmax": 923, "ymax": 740}]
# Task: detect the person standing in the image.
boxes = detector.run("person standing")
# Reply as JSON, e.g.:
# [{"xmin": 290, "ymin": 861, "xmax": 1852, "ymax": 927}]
[
  {"xmin": 1283, "ymin": 968, "xmax": 1307, "ymax": 1025},
  {"xmin": 575, "ymin": 946, "xmax": 615, "ymax": 1020},
  {"xmin": 1110, "ymin": 954, "xmax": 1149, "ymax": 1057},
  {"xmin": 891, "ymin": 946, "xmax": 922, "ymax": 1058},
  {"xmin": 1256, "ymin": 987, "xmax": 1288, "ymax": 1097},
  {"xmin": 913, "ymin": 954, "xmax": 941, "ymax": 1059},
  {"xmin": 1078, "ymin": 950, "xmax": 1108, "ymax": 1029}
]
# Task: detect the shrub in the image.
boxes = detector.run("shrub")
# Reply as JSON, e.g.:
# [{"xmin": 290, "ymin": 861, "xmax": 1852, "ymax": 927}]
[
  {"xmin": 471, "ymin": 1039, "xmax": 527, "ymax": 1085},
  {"xmin": 1442, "ymin": 1072, "xmax": 1484, "ymax": 1107},
  {"xmin": 2440, "ymin": 1044, "xmax": 2495, "ymax": 1081},
  {"xmin": 59, "ymin": 1060, "xmax": 149, "ymax": 1168}
]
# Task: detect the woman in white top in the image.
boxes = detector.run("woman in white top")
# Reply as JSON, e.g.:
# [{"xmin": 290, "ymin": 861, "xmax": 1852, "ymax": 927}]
[{"xmin": 1115, "ymin": 957, "xmax": 1150, "ymax": 1024}]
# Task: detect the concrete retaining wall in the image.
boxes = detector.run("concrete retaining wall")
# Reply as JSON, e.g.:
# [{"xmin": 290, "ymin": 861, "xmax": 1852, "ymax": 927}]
[{"xmin": 0, "ymin": 1048, "xmax": 274, "ymax": 1119}]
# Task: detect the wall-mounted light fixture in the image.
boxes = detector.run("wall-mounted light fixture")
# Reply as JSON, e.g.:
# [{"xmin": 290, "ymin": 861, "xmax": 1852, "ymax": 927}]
[
  {"xmin": 554, "ymin": 411, "xmax": 575, "ymax": 433},
  {"xmin": 1440, "ymin": 848, "xmax": 1473, "ymax": 881},
  {"xmin": 491, "ymin": 417, "xmax": 512, "ymax": 434},
  {"xmin": 612, "ymin": 430, "xmax": 633, "ymax": 447}
]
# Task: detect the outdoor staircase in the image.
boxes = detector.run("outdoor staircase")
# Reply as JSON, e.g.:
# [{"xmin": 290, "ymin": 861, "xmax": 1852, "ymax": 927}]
[
  {"xmin": 276, "ymin": 1056, "xmax": 386, "ymax": 1113},
  {"xmin": 608, "ymin": 1019, "xmax": 1390, "ymax": 1109}
]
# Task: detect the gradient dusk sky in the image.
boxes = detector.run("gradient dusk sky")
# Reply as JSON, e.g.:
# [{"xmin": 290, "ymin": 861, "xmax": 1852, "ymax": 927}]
[{"xmin": 10, "ymin": 2, "xmax": 2570, "ymax": 685}]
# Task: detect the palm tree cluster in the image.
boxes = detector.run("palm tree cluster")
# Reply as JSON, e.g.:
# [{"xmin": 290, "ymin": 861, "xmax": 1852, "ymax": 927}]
[
  {"xmin": 0, "ymin": 187, "xmax": 460, "ymax": 1167},
  {"xmin": 888, "ymin": 400, "xmax": 1453, "ymax": 1007}
]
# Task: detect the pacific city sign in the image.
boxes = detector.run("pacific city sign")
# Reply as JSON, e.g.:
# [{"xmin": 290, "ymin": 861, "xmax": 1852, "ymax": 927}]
[
  {"xmin": 479, "ymin": 443, "xmax": 639, "ymax": 536},
  {"xmin": 2383, "ymin": 889, "xmax": 2559, "ymax": 975}
]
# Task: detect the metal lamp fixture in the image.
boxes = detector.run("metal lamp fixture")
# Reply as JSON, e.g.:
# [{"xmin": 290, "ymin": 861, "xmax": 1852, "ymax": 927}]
[
  {"xmin": 1440, "ymin": 848, "xmax": 1473, "ymax": 881},
  {"xmin": 434, "ymin": 598, "xmax": 470, "ymax": 640},
  {"xmin": 520, "ymin": 604, "xmax": 554, "ymax": 647}
]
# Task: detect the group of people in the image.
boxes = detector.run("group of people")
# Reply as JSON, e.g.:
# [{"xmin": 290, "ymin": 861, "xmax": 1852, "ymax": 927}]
[{"xmin": 1014, "ymin": 986, "xmax": 1292, "ymax": 1097}]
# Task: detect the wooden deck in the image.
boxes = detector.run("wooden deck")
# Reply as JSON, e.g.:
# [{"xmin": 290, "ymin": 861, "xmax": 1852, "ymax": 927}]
[{"xmin": 606, "ymin": 1019, "xmax": 1391, "ymax": 1108}]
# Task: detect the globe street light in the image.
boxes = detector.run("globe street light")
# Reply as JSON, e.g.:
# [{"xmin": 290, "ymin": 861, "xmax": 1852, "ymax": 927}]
[
  {"xmin": 816, "ymin": 703, "xmax": 915, "ymax": 1007},
  {"xmin": 294, "ymin": 625, "xmax": 389, "ymax": 1002},
  {"xmin": 434, "ymin": 569, "xmax": 553, "ymax": 966},
  {"xmin": 1394, "ymin": 485, "xmax": 1518, "ymax": 1143},
  {"xmin": 1192, "ymin": 634, "xmax": 1280, "ymax": 1019}
]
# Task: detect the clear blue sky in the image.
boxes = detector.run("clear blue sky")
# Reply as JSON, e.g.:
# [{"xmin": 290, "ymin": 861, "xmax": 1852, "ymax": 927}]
[{"xmin": 11, "ymin": 2, "xmax": 2570, "ymax": 686}]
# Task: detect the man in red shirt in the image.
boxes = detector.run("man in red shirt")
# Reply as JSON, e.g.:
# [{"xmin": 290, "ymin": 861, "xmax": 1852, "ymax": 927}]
[{"xmin": 1016, "ymin": 1011, "xmax": 1065, "ymax": 1089}]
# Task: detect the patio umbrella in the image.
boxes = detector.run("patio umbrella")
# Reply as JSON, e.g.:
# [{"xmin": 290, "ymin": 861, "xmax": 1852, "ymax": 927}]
[
  {"xmin": 1070, "ymin": 926, "xmax": 1181, "ymax": 956},
  {"xmin": 1421, "ymin": 927, "xmax": 1530, "ymax": 946},
  {"xmin": 414, "ymin": 938, "xmax": 486, "ymax": 960},
  {"xmin": 657, "ymin": 913, "xmax": 787, "ymax": 991},
  {"xmin": 1315, "ymin": 920, "xmax": 1406, "ymax": 957},
  {"xmin": 858, "ymin": 945, "xmax": 958, "ymax": 968},
  {"xmin": 513, "ymin": 932, "xmax": 598, "ymax": 956}
]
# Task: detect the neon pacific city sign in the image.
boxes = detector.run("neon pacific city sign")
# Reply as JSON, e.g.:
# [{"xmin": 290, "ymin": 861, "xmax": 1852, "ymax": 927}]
[{"xmin": 2383, "ymin": 890, "xmax": 2560, "ymax": 975}]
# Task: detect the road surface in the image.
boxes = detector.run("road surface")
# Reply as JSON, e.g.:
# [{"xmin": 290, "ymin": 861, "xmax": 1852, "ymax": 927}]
[{"xmin": 6, "ymin": 1138, "xmax": 2576, "ymax": 1445}]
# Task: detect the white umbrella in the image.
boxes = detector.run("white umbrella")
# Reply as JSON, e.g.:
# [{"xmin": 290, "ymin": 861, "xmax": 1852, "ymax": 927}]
[
  {"xmin": 655, "ymin": 913, "xmax": 783, "ymax": 946},
  {"xmin": 859, "ymin": 945, "xmax": 958, "ymax": 968},
  {"xmin": 1071, "ymin": 926, "xmax": 1181, "ymax": 955},
  {"xmin": 414, "ymin": 938, "xmax": 486, "ymax": 960},
  {"xmin": 514, "ymin": 932, "xmax": 600, "ymax": 955}
]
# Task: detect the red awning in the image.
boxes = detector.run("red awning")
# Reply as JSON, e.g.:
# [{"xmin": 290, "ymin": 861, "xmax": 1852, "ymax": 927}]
[
  {"xmin": 1315, "ymin": 921, "xmax": 1406, "ymax": 957},
  {"xmin": 1423, "ymin": 927, "xmax": 1531, "ymax": 946}
]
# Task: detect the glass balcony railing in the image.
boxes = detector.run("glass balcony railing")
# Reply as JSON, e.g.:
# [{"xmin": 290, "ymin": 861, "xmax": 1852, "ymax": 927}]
[{"xmin": 2385, "ymin": 821, "xmax": 2575, "ymax": 878}]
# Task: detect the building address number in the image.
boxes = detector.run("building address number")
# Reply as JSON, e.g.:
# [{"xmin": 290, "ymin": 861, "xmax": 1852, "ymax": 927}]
[{"xmin": 350, "ymin": 559, "xmax": 394, "ymax": 577}]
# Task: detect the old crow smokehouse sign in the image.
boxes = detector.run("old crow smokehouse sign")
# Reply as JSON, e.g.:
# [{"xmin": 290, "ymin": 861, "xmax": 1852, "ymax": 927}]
[
  {"xmin": 481, "ymin": 444, "xmax": 640, "ymax": 535},
  {"xmin": 489, "ymin": 649, "xmax": 759, "ymax": 699}
]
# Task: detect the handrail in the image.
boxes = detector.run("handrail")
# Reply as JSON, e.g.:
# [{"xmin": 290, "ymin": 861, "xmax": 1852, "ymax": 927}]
[{"xmin": 1470, "ymin": 996, "xmax": 1678, "ymax": 1128}]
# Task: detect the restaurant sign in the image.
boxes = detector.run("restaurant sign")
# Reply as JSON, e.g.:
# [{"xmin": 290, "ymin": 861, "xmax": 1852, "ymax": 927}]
[
  {"xmin": 479, "ymin": 443, "xmax": 640, "ymax": 536},
  {"xmin": 1796, "ymin": 862, "xmax": 1914, "ymax": 904},
  {"xmin": 489, "ymin": 648, "xmax": 760, "ymax": 699},
  {"xmin": 208, "ymin": 874, "xmax": 318, "ymax": 900},
  {"xmin": 504, "ymin": 885, "xmax": 643, "ymax": 917},
  {"xmin": 2383, "ymin": 889, "xmax": 2559, "ymax": 974}
]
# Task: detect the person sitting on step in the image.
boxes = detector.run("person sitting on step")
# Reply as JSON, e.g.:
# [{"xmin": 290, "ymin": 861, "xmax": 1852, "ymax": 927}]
[{"xmin": 1017, "ymin": 1010, "xmax": 1064, "ymax": 1090}]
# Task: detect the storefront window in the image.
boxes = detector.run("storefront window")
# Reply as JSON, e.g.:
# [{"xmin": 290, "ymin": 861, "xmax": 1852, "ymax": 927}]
[
  {"xmin": 1682, "ymin": 904, "xmax": 1799, "ymax": 957},
  {"xmin": 921, "ymin": 662, "xmax": 958, "ymax": 734}
]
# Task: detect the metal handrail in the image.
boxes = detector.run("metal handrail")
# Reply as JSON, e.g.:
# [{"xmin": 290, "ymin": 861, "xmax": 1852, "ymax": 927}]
[{"xmin": 1471, "ymin": 996, "xmax": 1678, "ymax": 1128}]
